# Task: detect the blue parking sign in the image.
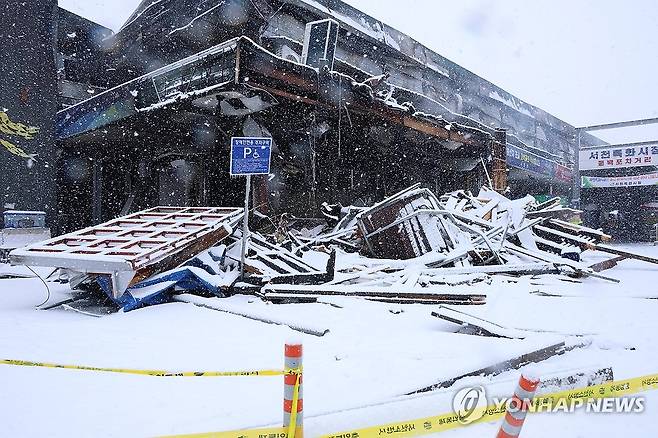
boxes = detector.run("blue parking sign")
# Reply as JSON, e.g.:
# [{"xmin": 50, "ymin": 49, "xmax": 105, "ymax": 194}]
[{"xmin": 230, "ymin": 137, "xmax": 272, "ymax": 175}]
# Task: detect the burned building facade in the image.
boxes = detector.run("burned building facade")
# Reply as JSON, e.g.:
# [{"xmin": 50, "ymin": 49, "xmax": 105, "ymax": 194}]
[
  {"xmin": 4, "ymin": 0, "xmax": 594, "ymax": 234},
  {"xmin": 0, "ymin": 0, "xmax": 58, "ymax": 226}
]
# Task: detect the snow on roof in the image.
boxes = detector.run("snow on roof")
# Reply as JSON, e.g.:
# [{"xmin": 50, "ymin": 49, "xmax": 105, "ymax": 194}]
[{"xmin": 3, "ymin": 211, "xmax": 47, "ymax": 215}]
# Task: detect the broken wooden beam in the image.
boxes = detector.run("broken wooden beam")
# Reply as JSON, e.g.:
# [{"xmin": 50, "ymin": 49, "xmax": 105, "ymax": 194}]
[
  {"xmin": 589, "ymin": 256, "xmax": 627, "ymax": 272},
  {"xmin": 535, "ymin": 225, "xmax": 658, "ymax": 266},
  {"xmin": 260, "ymin": 284, "xmax": 486, "ymax": 305},
  {"xmin": 525, "ymin": 207, "xmax": 582, "ymax": 221},
  {"xmin": 547, "ymin": 219, "xmax": 611, "ymax": 243},
  {"xmin": 594, "ymin": 244, "xmax": 658, "ymax": 266},
  {"xmin": 505, "ymin": 242, "xmax": 619, "ymax": 283},
  {"xmin": 539, "ymin": 367, "xmax": 613, "ymax": 392},
  {"xmin": 405, "ymin": 340, "xmax": 589, "ymax": 395},
  {"xmin": 268, "ymin": 249, "xmax": 336, "ymax": 285},
  {"xmin": 174, "ymin": 295, "xmax": 330, "ymax": 337},
  {"xmin": 431, "ymin": 306, "xmax": 526, "ymax": 339},
  {"xmin": 422, "ymin": 262, "xmax": 561, "ymax": 277}
]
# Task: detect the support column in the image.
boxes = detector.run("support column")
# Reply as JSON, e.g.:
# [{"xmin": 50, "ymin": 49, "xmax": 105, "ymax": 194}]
[
  {"xmin": 0, "ymin": 0, "xmax": 58, "ymax": 231},
  {"xmin": 573, "ymin": 130, "xmax": 582, "ymax": 207},
  {"xmin": 92, "ymin": 158, "xmax": 103, "ymax": 224},
  {"xmin": 492, "ymin": 128, "xmax": 508, "ymax": 193}
]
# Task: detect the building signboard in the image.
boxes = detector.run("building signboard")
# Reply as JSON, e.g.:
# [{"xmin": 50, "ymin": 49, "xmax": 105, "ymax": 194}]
[{"xmin": 579, "ymin": 145, "xmax": 658, "ymax": 170}]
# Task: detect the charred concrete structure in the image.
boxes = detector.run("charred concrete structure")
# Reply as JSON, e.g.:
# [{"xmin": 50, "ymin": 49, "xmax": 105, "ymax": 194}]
[
  {"xmin": 57, "ymin": 8, "xmax": 113, "ymax": 109},
  {"xmin": 57, "ymin": 35, "xmax": 495, "ymax": 233},
  {"xmin": 4, "ymin": 0, "xmax": 600, "ymax": 234},
  {"xmin": 0, "ymin": 1, "xmax": 111, "ymax": 228},
  {"xmin": 0, "ymin": 0, "xmax": 58, "ymax": 226}
]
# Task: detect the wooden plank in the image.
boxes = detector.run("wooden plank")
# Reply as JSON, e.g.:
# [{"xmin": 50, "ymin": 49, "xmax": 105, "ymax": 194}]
[
  {"xmin": 547, "ymin": 219, "xmax": 611, "ymax": 242},
  {"xmin": 405, "ymin": 341, "xmax": 589, "ymax": 395},
  {"xmin": 595, "ymin": 244, "xmax": 658, "ymax": 266},
  {"xmin": 422, "ymin": 262, "xmax": 560, "ymax": 276},
  {"xmin": 536, "ymin": 225, "xmax": 658, "ymax": 266},
  {"xmin": 505, "ymin": 242, "xmax": 620, "ymax": 283},
  {"xmin": 589, "ymin": 256, "xmax": 627, "ymax": 272},
  {"xmin": 431, "ymin": 306, "xmax": 526, "ymax": 339},
  {"xmin": 531, "ymin": 197, "xmax": 563, "ymax": 211},
  {"xmin": 261, "ymin": 284, "xmax": 486, "ymax": 303},
  {"xmin": 263, "ymin": 292, "xmax": 485, "ymax": 306},
  {"xmin": 526, "ymin": 207, "xmax": 582, "ymax": 221},
  {"xmin": 174, "ymin": 295, "xmax": 330, "ymax": 337},
  {"xmin": 539, "ymin": 367, "xmax": 613, "ymax": 392}
]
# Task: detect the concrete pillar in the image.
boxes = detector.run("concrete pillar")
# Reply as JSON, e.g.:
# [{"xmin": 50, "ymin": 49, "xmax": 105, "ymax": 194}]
[
  {"xmin": 573, "ymin": 130, "xmax": 582, "ymax": 207},
  {"xmin": 0, "ymin": 0, "xmax": 58, "ymax": 230},
  {"xmin": 492, "ymin": 128, "xmax": 508, "ymax": 193}
]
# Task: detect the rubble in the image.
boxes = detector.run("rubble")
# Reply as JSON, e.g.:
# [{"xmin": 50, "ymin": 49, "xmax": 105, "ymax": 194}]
[
  {"xmin": 6, "ymin": 183, "xmax": 657, "ymax": 415},
  {"xmin": 8, "ymin": 183, "xmax": 658, "ymax": 314},
  {"xmin": 174, "ymin": 294, "xmax": 330, "ymax": 337}
]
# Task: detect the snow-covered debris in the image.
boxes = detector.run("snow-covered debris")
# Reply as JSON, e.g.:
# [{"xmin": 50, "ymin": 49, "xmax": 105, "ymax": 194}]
[{"xmin": 7, "ymin": 183, "xmax": 658, "ymax": 317}]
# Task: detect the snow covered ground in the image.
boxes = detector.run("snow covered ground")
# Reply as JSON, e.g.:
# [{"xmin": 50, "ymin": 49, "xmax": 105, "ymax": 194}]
[{"xmin": 1, "ymin": 244, "xmax": 658, "ymax": 437}]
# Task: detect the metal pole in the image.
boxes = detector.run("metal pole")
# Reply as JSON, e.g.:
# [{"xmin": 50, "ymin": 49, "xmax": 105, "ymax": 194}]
[
  {"xmin": 92, "ymin": 159, "xmax": 103, "ymax": 224},
  {"xmin": 578, "ymin": 116, "xmax": 658, "ymax": 132},
  {"xmin": 240, "ymin": 174, "xmax": 251, "ymax": 280},
  {"xmin": 579, "ymin": 139, "xmax": 658, "ymax": 151},
  {"xmin": 574, "ymin": 129, "xmax": 581, "ymax": 207}
]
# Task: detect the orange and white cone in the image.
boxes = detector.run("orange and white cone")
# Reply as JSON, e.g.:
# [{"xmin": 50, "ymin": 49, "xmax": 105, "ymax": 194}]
[
  {"xmin": 496, "ymin": 373, "xmax": 540, "ymax": 438},
  {"xmin": 284, "ymin": 343, "xmax": 303, "ymax": 437}
]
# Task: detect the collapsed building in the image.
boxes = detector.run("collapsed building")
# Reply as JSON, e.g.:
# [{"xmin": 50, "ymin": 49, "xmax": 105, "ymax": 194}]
[{"xmin": 2, "ymin": 0, "xmax": 601, "ymax": 235}]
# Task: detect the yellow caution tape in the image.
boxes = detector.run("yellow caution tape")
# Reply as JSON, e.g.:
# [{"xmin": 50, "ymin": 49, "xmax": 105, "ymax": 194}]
[
  {"xmin": 2, "ymin": 358, "xmax": 304, "ymax": 437},
  {"xmin": 321, "ymin": 372, "xmax": 658, "ymax": 438},
  {"xmin": 288, "ymin": 372, "xmax": 302, "ymax": 438},
  {"xmin": 0, "ymin": 358, "xmax": 301, "ymax": 378},
  {"xmin": 161, "ymin": 367, "xmax": 303, "ymax": 438},
  {"xmin": 160, "ymin": 426, "xmax": 290, "ymax": 438}
]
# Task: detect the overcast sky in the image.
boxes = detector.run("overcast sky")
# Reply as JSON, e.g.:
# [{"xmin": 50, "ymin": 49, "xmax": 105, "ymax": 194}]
[{"xmin": 59, "ymin": 0, "xmax": 658, "ymax": 143}]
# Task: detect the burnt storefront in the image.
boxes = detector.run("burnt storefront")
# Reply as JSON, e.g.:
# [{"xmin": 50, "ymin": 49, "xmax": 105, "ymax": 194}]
[
  {"xmin": 55, "ymin": 36, "xmax": 497, "ymax": 233},
  {"xmin": 5, "ymin": 0, "xmax": 594, "ymax": 235}
]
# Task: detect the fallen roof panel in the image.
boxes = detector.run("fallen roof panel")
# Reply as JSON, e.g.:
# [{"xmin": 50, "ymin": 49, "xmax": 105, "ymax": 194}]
[{"xmin": 10, "ymin": 206, "xmax": 243, "ymax": 298}]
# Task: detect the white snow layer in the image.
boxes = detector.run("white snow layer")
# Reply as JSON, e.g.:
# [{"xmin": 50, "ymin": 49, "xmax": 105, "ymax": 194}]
[{"xmin": 1, "ymin": 245, "xmax": 658, "ymax": 436}]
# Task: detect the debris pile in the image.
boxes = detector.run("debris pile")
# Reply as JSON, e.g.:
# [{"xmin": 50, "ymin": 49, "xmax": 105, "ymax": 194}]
[{"xmin": 9, "ymin": 184, "xmax": 658, "ymax": 312}]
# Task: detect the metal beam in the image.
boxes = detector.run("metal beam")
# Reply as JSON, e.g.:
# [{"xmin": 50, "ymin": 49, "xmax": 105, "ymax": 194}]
[
  {"xmin": 577, "ymin": 117, "xmax": 658, "ymax": 132},
  {"xmin": 580, "ymin": 139, "xmax": 658, "ymax": 151}
]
